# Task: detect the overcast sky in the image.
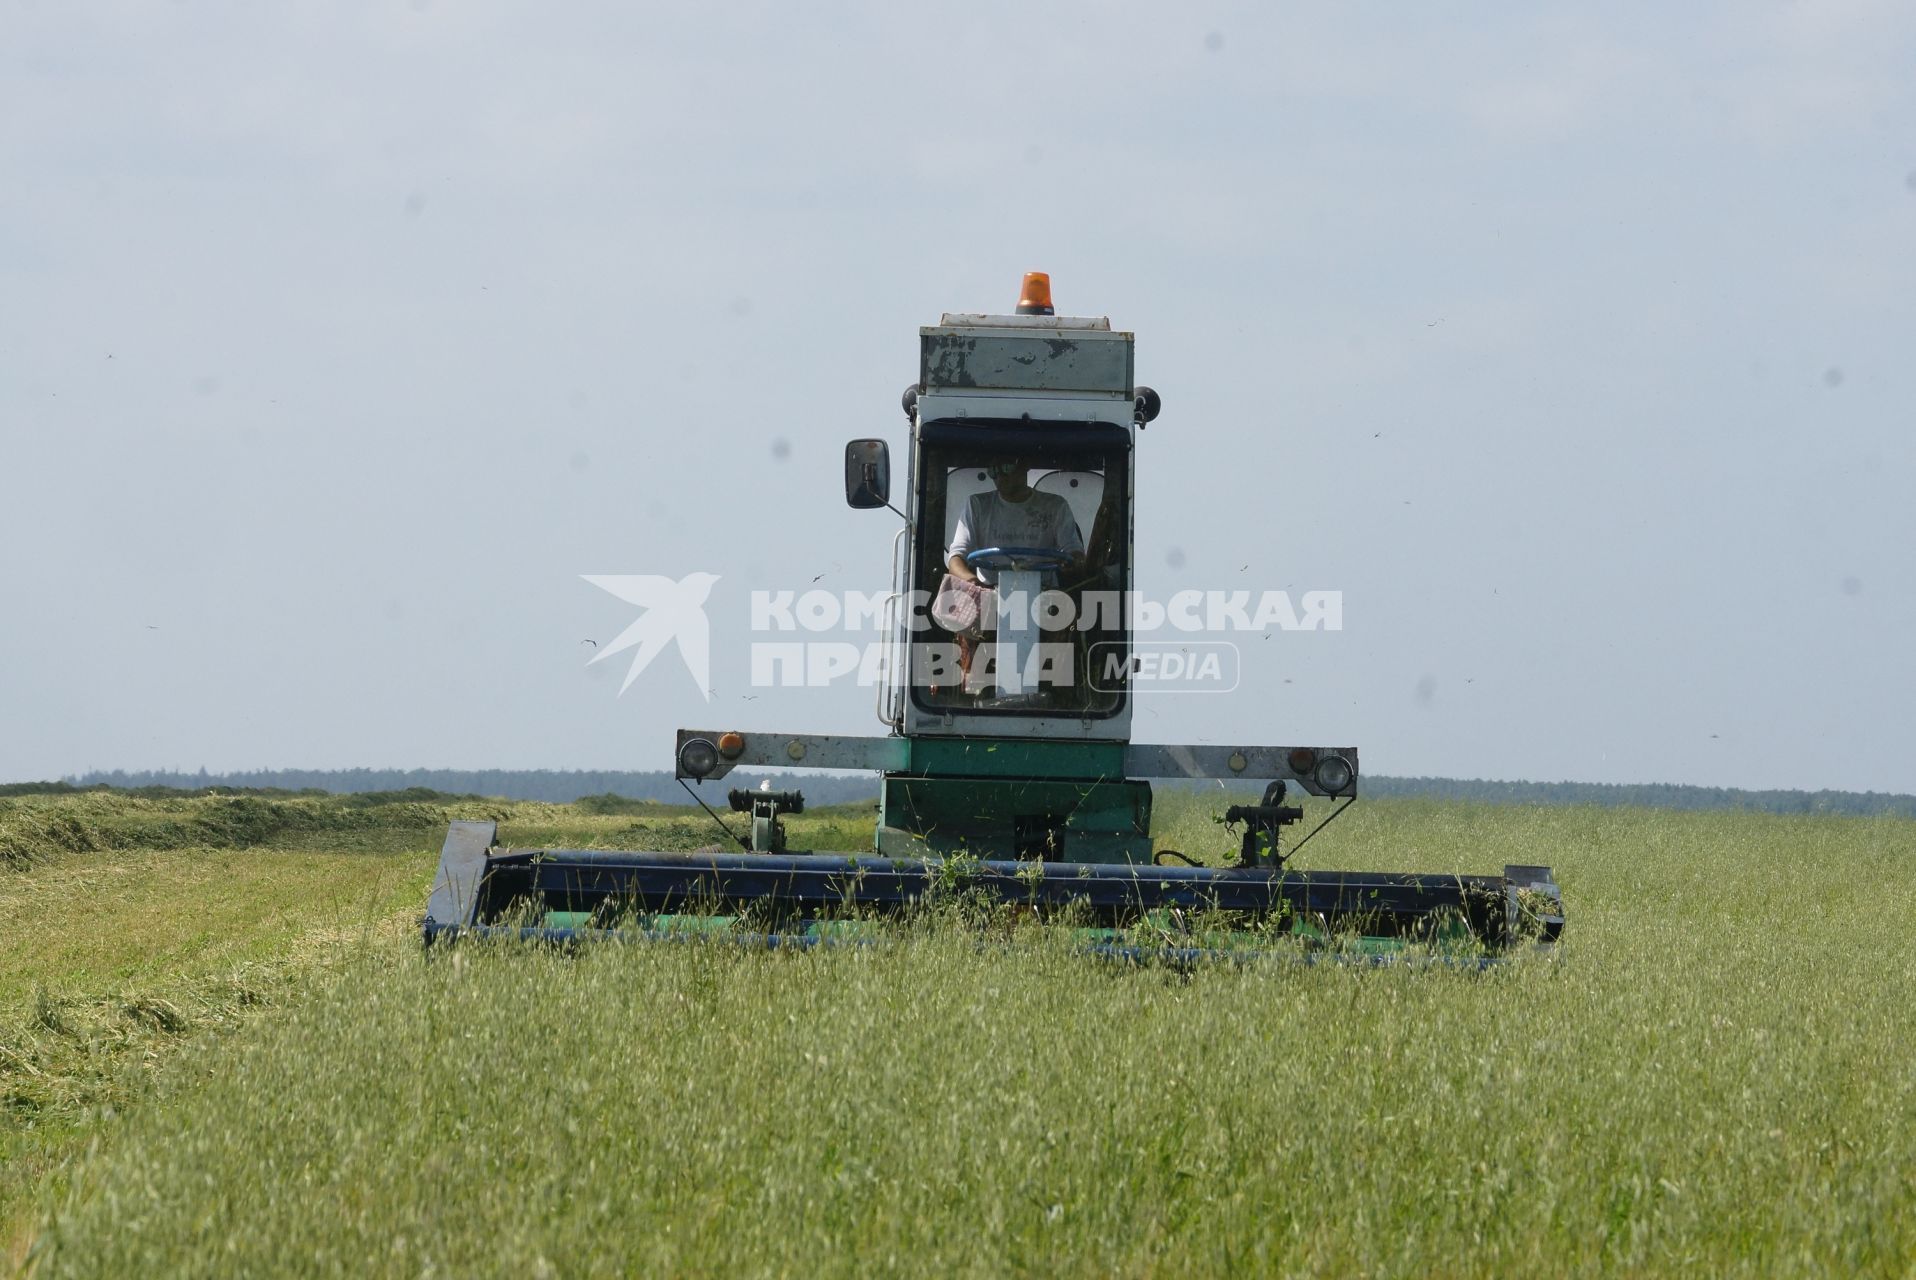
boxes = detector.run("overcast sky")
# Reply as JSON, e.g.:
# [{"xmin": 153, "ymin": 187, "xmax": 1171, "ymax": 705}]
[{"xmin": 3, "ymin": 1, "xmax": 1912, "ymax": 792}]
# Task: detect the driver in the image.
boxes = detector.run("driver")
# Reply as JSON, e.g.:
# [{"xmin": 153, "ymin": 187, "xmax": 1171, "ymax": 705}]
[{"xmin": 947, "ymin": 458, "xmax": 1084, "ymax": 588}]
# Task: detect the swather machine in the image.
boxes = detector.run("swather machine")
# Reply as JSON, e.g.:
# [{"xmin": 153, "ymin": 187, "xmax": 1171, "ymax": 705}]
[{"xmin": 424, "ymin": 275, "xmax": 1563, "ymax": 959}]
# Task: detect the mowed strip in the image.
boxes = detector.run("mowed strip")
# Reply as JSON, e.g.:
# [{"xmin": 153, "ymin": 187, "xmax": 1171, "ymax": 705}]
[
  {"xmin": 0, "ymin": 847, "xmax": 426, "ymax": 1002},
  {"xmin": 1, "ymin": 841, "xmax": 434, "ymax": 1269}
]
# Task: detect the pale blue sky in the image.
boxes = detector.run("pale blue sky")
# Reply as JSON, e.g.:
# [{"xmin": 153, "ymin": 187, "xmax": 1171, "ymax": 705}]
[{"xmin": 3, "ymin": 1, "xmax": 1912, "ymax": 791}]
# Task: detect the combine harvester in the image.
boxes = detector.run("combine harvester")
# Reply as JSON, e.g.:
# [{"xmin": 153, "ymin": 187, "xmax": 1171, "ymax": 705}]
[{"xmin": 424, "ymin": 275, "xmax": 1563, "ymax": 961}]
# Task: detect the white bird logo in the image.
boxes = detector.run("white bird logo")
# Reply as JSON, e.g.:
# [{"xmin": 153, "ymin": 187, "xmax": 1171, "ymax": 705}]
[{"xmin": 581, "ymin": 572, "xmax": 721, "ymax": 699}]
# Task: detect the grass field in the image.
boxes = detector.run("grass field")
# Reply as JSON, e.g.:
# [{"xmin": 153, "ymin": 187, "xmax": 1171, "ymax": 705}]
[{"xmin": 4, "ymin": 788, "xmax": 1914, "ymax": 1276}]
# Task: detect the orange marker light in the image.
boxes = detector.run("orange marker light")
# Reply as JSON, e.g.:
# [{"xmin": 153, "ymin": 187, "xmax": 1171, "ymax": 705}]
[
  {"xmin": 717, "ymin": 731, "xmax": 745, "ymax": 759},
  {"xmin": 1016, "ymin": 271, "xmax": 1054, "ymax": 316}
]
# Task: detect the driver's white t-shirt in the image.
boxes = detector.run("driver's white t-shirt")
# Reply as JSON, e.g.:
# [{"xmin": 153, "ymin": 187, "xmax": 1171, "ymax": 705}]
[{"xmin": 950, "ymin": 490, "xmax": 1083, "ymax": 584}]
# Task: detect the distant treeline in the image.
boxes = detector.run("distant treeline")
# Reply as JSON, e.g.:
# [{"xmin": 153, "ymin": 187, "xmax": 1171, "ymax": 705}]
[
  {"xmin": 37, "ymin": 767, "xmax": 1916, "ymax": 818},
  {"xmin": 1353, "ymin": 775, "xmax": 1916, "ymax": 817},
  {"xmin": 54, "ymin": 768, "xmax": 883, "ymax": 807}
]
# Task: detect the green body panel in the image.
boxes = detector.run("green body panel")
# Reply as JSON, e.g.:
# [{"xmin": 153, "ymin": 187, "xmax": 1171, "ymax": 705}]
[
  {"xmin": 877, "ymin": 736, "xmax": 1150, "ymax": 863},
  {"xmin": 878, "ymin": 774, "xmax": 1152, "ymax": 864},
  {"xmin": 901, "ymin": 737, "xmax": 1127, "ymax": 781}
]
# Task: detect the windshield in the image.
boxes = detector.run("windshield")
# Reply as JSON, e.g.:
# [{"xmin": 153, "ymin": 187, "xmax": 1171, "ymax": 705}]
[{"xmin": 911, "ymin": 433, "xmax": 1128, "ymax": 717}]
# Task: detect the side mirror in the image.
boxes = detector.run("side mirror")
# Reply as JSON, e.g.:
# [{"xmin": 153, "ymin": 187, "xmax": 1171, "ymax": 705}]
[{"xmin": 844, "ymin": 439, "xmax": 890, "ymax": 509}]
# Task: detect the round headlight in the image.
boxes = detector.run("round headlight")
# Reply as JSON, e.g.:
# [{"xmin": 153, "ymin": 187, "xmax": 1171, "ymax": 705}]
[
  {"xmin": 677, "ymin": 737, "xmax": 720, "ymax": 779},
  {"xmin": 1313, "ymin": 753, "xmax": 1354, "ymax": 795}
]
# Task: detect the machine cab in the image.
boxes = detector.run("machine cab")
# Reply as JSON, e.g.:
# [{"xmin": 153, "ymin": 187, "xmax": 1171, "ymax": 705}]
[{"xmin": 850, "ymin": 275, "xmax": 1157, "ymax": 743}]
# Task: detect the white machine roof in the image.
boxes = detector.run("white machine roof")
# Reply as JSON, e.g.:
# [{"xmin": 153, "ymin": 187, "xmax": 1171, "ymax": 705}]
[{"xmin": 938, "ymin": 313, "xmax": 1113, "ymax": 331}]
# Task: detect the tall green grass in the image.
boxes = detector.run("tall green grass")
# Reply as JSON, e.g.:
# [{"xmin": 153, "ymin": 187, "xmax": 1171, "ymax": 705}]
[{"xmin": 16, "ymin": 797, "xmax": 1916, "ymax": 1277}]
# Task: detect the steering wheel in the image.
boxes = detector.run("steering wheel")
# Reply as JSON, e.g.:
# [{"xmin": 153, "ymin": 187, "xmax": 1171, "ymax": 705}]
[{"xmin": 965, "ymin": 546, "xmax": 1073, "ymax": 573}]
